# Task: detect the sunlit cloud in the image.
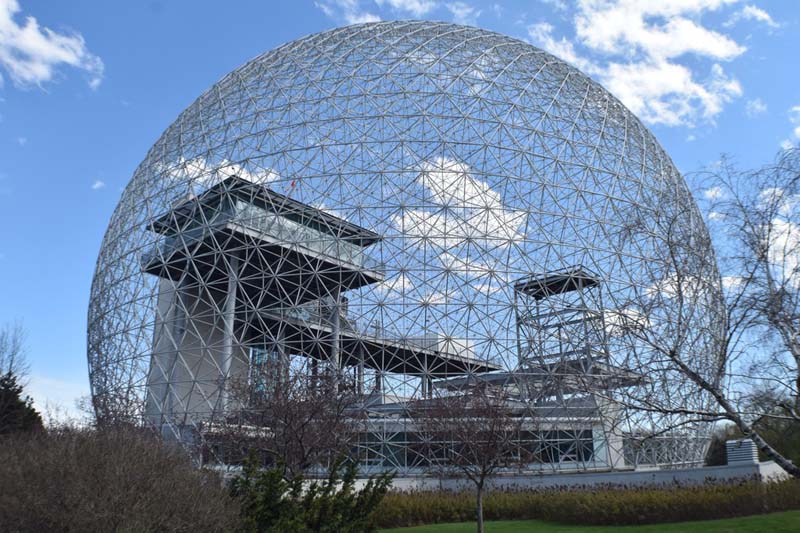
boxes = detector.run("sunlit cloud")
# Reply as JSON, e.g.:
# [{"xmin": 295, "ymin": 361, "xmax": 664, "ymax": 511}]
[{"xmin": 0, "ymin": 0, "xmax": 104, "ymax": 89}]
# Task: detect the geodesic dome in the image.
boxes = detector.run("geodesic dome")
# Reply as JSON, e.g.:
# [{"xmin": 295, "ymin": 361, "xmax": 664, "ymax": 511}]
[{"xmin": 88, "ymin": 20, "xmax": 723, "ymax": 474}]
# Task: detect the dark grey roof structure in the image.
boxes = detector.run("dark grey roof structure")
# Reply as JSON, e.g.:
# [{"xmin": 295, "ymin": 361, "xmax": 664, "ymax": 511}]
[{"xmin": 87, "ymin": 21, "xmax": 724, "ymax": 475}]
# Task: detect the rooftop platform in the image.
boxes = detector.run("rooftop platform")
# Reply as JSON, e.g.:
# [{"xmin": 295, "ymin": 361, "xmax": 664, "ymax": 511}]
[
  {"xmin": 141, "ymin": 176, "xmax": 385, "ymax": 303},
  {"xmin": 433, "ymin": 356, "xmax": 644, "ymax": 393},
  {"xmin": 364, "ymin": 393, "xmax": 603, "ymax": 420},
  {"xmin": 151, "ymin": 175, "xmax": 381, "ymax": 246},
  {"xmin": 514, "ymin": 266, "xmax": 601, "ymax": 300},
  {"xmin": 246, "ymin": 306, "xmax": 502, "ymax": 378}
]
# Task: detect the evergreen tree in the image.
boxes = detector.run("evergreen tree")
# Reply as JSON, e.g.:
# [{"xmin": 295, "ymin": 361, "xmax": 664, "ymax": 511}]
[{"xmin": 0, "ymin": 371, "xmax": 43, "ymax": 435}]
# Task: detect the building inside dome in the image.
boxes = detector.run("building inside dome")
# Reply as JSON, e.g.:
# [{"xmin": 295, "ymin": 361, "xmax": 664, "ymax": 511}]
[{"xmin": 88, "ymin": 20, "xmax": 724, "ymax": 476}]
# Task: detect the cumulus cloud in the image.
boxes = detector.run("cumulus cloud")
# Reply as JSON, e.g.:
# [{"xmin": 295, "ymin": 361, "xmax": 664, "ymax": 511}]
[
  {"xmin": 394, "ymin": 157, "xmax": 526, "ymax": 250},
  {"xmin": 539, "ymin": 0, "xmax": 568, "ymax": 12},
  {"xmin": 604, "ymin": 308, "xmax": 650, "ymax": 336},
  {"xmin": 526, "ymin": 0, "xmax": 762, "ymax": 127},
  {"xmin": 376, "ymin": 271, "xmax": 414, "ymax": 294},
  {"xmin": 0, "ymin": 0, "xmax": 103, "ymax": 89},
  {"xmin": 527, "ymin": 22, "xmax": 594, "ymax": 73},
  {"xmin": 721, "ymin": 275, "xmax": 743, "ymax": 290},
  {"xmin": 646, "ymin": 273, "xmax": 714, "ymax": 301},
  {"xmin": 375, "ymin": 0, "xmax": 436, "ymax": 16},
  {"xmin": 446, "ymin": 2, "xmax": 481, "ymax": 25},
  {"xmin": 417, "ymin": 157, "xmax": 500, "ymax": 210},
  {"xmin": 767, "ymin": 218, "xmax": 800, "ymax": 288},
  {"xmin": 758, "ymin": 186, "xmax": 787, "ymax": 210},
  {"xmin": 605, "ymin": 61, "xmax": 740, "ymax": 126},
  {"xmin": 745, "ymin": 97, "xmax": 767, "ymax": 117},
  {"xmin": 314, "ymin": 0, "xmax": 380, "ymax": 24},
  {"xmin": 91, "ymin": 179, "xmax": 105, "ymax": 190},
  {"xmin": 575, "ymin": 1, "xmax": 744, "ymax": 61},
  {"xmin": 781, "ymin": 105, "xmax": 800, "ymax": 149},
  {"xmin": 164, "ymin": 157, "xmax": 279, "ymax": 193},
  {"xmin": 704, "ymin": 186, "xmax": 724, "ymax": 200},
  {"xmin": 725, "ymin": 4, "xmax": 779, "ymax": 28},
  {"xmin": 391, "ymin": 157, "xmax": 524, "ymax": 301}
]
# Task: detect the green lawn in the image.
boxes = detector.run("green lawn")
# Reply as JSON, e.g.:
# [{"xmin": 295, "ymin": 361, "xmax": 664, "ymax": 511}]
[{"xmin": 380, "ymin": 510, "xmax": 800, "ymax": 532}]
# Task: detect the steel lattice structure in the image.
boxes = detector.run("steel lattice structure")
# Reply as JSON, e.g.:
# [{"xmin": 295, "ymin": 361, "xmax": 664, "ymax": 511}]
[{"xmin": 88, "ymin": 21, "xmax": 724, "ymax": 475}]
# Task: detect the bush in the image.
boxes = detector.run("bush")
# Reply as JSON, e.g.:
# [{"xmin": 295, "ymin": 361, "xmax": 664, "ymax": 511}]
[
  {"xmin": 373, "ymin": 478, "xmax": 800, "ymax": 528},
  {"xmin": 0, "ymin": 426, "xmax": 240, "ymax": 532},
  {"xmin": 231, "ymin": 454, "xmax": 393, "ymax": 532}
]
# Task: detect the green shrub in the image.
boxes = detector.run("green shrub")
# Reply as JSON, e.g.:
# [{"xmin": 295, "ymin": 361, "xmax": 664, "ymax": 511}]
[
  {"xmin": 231, "ymin": 454, "xmax": 394, "ymax": 532},
  {"xmin": 373, "ymin": 478, "xmax": 800, "ymax": 528}
]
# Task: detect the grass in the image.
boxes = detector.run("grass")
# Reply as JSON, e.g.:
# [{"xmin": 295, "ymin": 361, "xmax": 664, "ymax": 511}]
[{"xmin": 380, "ymin": 509, "xmax": 800, "ymax": 532}]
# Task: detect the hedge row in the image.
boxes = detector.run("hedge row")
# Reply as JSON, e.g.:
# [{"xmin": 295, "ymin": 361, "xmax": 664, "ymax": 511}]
[{"xmin": 374, "ymin": 478, "xmax": 800, "ymax": 528}]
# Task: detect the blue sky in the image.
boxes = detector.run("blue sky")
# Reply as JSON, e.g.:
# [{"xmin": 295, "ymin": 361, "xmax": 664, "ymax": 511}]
[{"xmin": 0, "ymin": 0, "xmax": 797, "ymax": 417}]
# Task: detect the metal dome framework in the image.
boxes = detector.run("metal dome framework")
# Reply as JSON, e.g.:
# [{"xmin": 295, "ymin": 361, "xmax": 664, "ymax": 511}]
[{"xmin": 88, "ymin": 21, "xmax": 723, "ymax": 475}]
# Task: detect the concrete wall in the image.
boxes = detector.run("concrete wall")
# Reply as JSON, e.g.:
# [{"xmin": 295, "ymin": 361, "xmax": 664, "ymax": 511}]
[{"xmin": 145, "ymin": 276, "xmax": 248, "ymax": 429}]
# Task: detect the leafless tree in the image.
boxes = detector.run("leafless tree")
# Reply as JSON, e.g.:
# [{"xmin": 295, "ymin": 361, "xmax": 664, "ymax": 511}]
[
  {"xmin": 0, "ymin": 322, "xmax": 29, "ymax": 382},
  {"xmin": 213, "ymin": 368, "xmax": 362, "ymax": 479},
  {"xmin": 606, "ymin": 147, "xmax": 800, "ymax": 477},
  {"xmin": 695, "ymin": 147, "xmax": 800, "ymax": 476},
  {"xmin": 414, "ymin": 386, "xmax": 524, "ymax": 533}
]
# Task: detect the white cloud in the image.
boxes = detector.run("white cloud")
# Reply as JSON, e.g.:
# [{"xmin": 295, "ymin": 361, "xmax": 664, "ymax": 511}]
[
  {"xmin": 604, "ymin": 308, "xmax": 650, "ymax": 336},
  {"xmin": 347, "ymin": 11, "xmax": 381, "ymax": 23},
  {"xmin": 474, "ymin": 280, "xmax": 503, "ymax": 295},
  {"xmin": 755, "ymin": 190, "xmax": 800, "ymax": 288},
  {"xmin": 446, "ymin": 2, "xmax": 480, "ymax": 25},
  {"xmin": 767, "ymin": 218, "xmax": 800, "ymax": 288},
  {"xmin": 417, "ymin": 157, "xmax": 499, "ymax": 209},
  {"xmin": 721, "ymin": 275, "xmax": 743, "ymax": 290},
  {"xmin": 539, "ymin": 0, "xmax": 568, "ymax": 12},
  {"xmin": 376, "ymin": 0, "xmax": 436, "ymax": 16},
  {"xmin": 419, "ymin": 290, "xmax": 449, "ymax": 305},
  {"xmin": 394, "ymin": 157, "xmax": 526, "ymax": 250},
  {"xmin": 0, "ymin": 0, "xmax": 103, "ymax": 89},
  {"xmin": 647, "ymin": 273, "xmax": 714, "ymax": 301},
  {"xmin": 704, "ymin": 186, "xmax": 724, "ymax": 200},
  {"xmin": 164, "ymin": 157, "xmax": 279, "ymax": 193},
  {"xmin": 779, "ymin": 107, "xmax": 800, "ymax": 150},
  {"xmin": 314, "ymin": 0, "xmax": 380, "ymax": 24},
  {"xmin": 439, "ymin": 252, "xmax": 505, "ymax": 281},
  {"xmin": 747, "ymin": 186, "xmax": 800, "ymax": 287},
  {"xmin": 91, "ymin": 179, "xmax": 105, "ymax": 190},
  {"xmin": 725, "ymin": 4, "xmax": 779, "ymax": 28},
  {"xmin": 376, "ymin": 272, "xmax": 414, "ymax": 293},
  {"xmin": 756, "ymin": 187, "xmax": 800, "ymax": 218},
  {"xmin": 745, "ymin": 97, "xmax": 767, "ymax": 117},
  {"xmin": 527, "ymin": 22, "xmax": 594, "ymax": 72},
  {"xmin": 605, "ymin": 61, "xmax": 740, "ymax": 126},
  {"xmin": 575, "ymin": 1, "xmax": 744, "ymax": 61},
  {"xmin": 527, "ymin": 0, "xmax": 751, "ymax": 127},
  {"xmin": 392, "ymin": 158, "xmax": 524, "ymax": 303},
  {"xmin": 758, "ymin": 186, "xmax": 785, "ymax": 208},
  {"xmin": 686, "ymin": 134, "xmax": 697, "ymax": 142}
]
